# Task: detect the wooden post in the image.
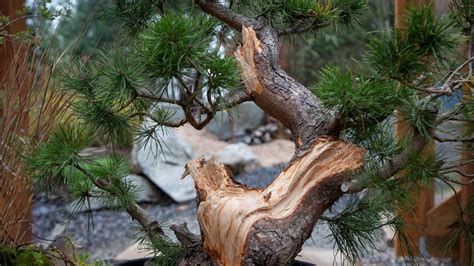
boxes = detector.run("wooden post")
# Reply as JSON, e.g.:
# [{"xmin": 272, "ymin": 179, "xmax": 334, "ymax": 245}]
[
  {"xmin": 0, "ymin": 0, "xmax": 32, "ymax": 245},
  {"xmin": 459, "ymin": 5, "xmax": 474, "ymax": 260},
  {"xmin": 394, "ymin": 0, "xmax": 435, "ymax": 257},
  {"xmin": 459, "ymin": 111, "xmax": 474, "ymax": 265},
  {"xmin": 0, "ymin": 0, "xmax": 26, "ymax": 81}
]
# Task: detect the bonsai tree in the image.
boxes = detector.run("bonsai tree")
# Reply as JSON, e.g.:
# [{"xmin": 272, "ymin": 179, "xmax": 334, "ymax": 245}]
[{"xmin": 28, "ymin": 0, "xmax": 473, "ymax": 264}]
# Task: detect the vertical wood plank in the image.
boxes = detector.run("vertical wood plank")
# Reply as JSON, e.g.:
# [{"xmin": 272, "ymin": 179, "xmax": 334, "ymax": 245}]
[
  {"xmin": 394, "ymin": 0, "xmax": 435, "ymax": 257},
  {"xmin": 0, "ymin": 0, "xmax": 31, "ymax": 245},
  {"xmin": 459, "ymin": 39, "xmax": 473, "ymax": 263}
]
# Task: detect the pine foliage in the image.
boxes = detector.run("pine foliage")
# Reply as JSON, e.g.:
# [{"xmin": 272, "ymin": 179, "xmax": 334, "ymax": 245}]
[
  {"xmin": 313, "ymin": 2, "xmax": 472, "ymax": 263},
  {"xmin": 233, "ymin": 0, "xmax": 367, "ymax": 31},
  {"xmin": 25, "ymin": 0, "xmax": 474, "ymax": 264}
]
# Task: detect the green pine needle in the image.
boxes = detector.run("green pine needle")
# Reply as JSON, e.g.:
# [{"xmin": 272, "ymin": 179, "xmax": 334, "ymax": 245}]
[
  {"xmin": 333, "ymin": 0, "xmax": 368, "ymax": 25},
  {"xmin": 134, "ymin": 12, "xmax": 215, "ymax": 81},
  {"xmin": 405, "ymin": 4, "xmax": 463, "ymax": 63},
  {"xmin": 26, "ymin": 124, "xmax": 95, "ymax": 192},
  {"xmin": 73, "ymin": 100, "xmax": 134, "ymax": 145},
  {"xmin": 313, "ymin": 65, "xmax": 409, "ymax": 128},
  {"xmin": 96, "ymin": 49, "xmax": 151, "ymax": 110}
]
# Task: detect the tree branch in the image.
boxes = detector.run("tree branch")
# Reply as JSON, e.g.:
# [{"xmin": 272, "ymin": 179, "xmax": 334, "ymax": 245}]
[
  {"xmin": 393, "ymin": 58, "xmax": 473, "ymax": 101},
  {"xmin": 129, "ymin": 112, "xmax": 188, "ymax": 127},
  {"xmin": 442, "ymin": 159, "xmax": 474, "ymax": 170},
  {"xmin": 441, "ymin": 169, "xmax": 474, "ymax": 178},
  {"xmin": 436, "ymin": 102, "xmax": 465, "ymax": 124},
  {"xmin": 218, "ymin": 89, "xmax": 252, "ymax": 109},
  {"xmin": 195, "ymin": 0, "xmax": 261, "ymax": 31},
  {"xmin": 342, "ymin": 133, "xmax": 427, "ymax": 194},
  {"xmin": 138, "ymin": 92, "xmax": 180, "ymax": 105},
  {"xmin": 433, "ymin": 135, "xmax": 474, "ymax": 143},
  {"xmin": 73, "ymin": 164, "xmax": 166, "ymax": 236}
]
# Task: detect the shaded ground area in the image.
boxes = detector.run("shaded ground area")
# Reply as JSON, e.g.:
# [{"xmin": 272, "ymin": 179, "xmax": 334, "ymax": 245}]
[{"xmin": 33, "ymin": 166, "xmax": 454, "ymax": 265}]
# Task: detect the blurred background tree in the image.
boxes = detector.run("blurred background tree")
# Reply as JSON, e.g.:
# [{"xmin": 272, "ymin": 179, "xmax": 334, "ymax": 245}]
[
  {"xmin": 52, "ymin": 0, "xmax": 121, "ymax": 57},
  {"xmin": 284, "ymin": 1, "xmax": 394, "ymax": 86}
]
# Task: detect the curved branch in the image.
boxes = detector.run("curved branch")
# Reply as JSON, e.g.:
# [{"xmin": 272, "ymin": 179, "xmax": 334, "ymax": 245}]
[
  {"xmin": 195, "ymin": 0, "xmax": 261, "ymax": 31},
  {"xmin": 436, "ymin": 102, "xmax": 464, "ymax": 124},
  {"xmin": 235, "ymin": 26, "xmax": 341, "ymax": 151},
  {"xmin": 217, "ymin": 89, "xmax": 252, "ymax": 109},
  {"xmin": 74, "ymin": 164, "xmax": 165, "ymax": 236},
  {"xmin": 129, "ymin": 112, "xmax": 187, "ymax": 127},
  {"xmin": 376, "ymin": 134, "xmax": 427, "ymax": 178}
]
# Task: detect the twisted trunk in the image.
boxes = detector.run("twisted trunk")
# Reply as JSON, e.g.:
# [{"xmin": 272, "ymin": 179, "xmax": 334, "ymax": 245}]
[
  {"xmin": 235, "ymin": 26, "xmax": 341, "ymax": 151},
  {"xmin": 185, "ymin": 139, "xmax": 364, "ymax": 265},
  {"xmin": 177, "ymin": 26, "xmax": 366, "ymax": 265}
]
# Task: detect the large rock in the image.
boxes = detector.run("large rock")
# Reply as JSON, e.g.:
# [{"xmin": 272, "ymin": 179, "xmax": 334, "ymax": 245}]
[
  {"xmin": 216, "ymin": 143, "xmax": 260, "ymax": 174},
  {"xmin": 207, "ymin": 102, "xmax": 265, "ymax": 140},
  {"xmin": 125, "ymin": 174, "xmax": 171, "ymax": 203},
  {"xmin": 136, "ymin": 120, "xmax": 196, "ymax": 203}
]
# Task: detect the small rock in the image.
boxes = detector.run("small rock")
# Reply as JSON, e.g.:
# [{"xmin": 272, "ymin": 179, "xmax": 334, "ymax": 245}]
[
  {"xmin": 114, "ymin": 243, "xmax": 155, "ymax": 262},
  {"xmin": 242, "ymin": 136, "xmax": 252, "ymax": 144},
  {"xmin": 263, "ymin": 132, "xmax": 272, "ymax": 143},
  {"xmin": 207, "ymin": 102, "xmax": 265, "ymax": 140},
  {"xmin": 266, "ymin": 123, "xmax": 278, "ymax": 133},
  {"xmin": 216, "ymin": 143, "xmax": 260, "ymax": 174}
]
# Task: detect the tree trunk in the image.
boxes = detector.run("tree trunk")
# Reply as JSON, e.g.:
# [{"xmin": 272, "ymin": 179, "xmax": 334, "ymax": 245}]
[
  {"xmin": 0, "ymin": 0, "xmax": 32, "ymax": 246},
  {"xmin": 179, "ymin": 26, "xmax": 366, "ymax": 265},
  {"xmin": 186, "ymin": 139, "xmax": 364, "ymax": 265}
]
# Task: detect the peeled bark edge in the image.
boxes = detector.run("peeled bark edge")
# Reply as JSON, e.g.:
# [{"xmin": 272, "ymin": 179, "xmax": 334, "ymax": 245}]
[{"xmin": 186, "ymin": 138, "xmax": 366, "ymax": 264}]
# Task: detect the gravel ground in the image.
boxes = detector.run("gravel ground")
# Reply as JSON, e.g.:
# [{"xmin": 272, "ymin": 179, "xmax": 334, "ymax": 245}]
[
  {"xmin": 33, "ymin": 194, "xmax": 199, "ymax": 261},
  {"xmin": 33, "ymin": 166, "xmax": 455, "ymax": 265}
]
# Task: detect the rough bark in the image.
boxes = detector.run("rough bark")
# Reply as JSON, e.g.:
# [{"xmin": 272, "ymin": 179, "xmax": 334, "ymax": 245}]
[
  {"xmin": 168, "ymin": 13, "xmax": 366, "ymax": 262},
  {"xmin": 235, "ymin": 27, "xmax": 340, "ymax": 152},
  {"xmin": 127, "ymin": 203, "xmax": 165, "ymax": 236},
  {"xmin": 174, "ymin": 3, "xmax": 364, "ymax": 264}
]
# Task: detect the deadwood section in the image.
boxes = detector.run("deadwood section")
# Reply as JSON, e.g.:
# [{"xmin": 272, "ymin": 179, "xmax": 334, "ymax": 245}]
[
  {"xmin": 186, "ymin": 139, "xmax": 365, "ymax": 265},
  {"xmin": 176, "ymin": 21, "xmax": 367, "ymax": 264},
  {"xmin": 180, "ymin": 3, "xmax": 365, "ymax": 262}
]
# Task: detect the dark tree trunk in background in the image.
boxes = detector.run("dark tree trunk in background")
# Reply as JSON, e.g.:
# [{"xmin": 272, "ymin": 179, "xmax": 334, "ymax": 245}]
[
  {"xmin": 0, "ymin": 0, "xmax": 32, "ymax": 246},
  {"xmin": 0, "ymin": 0, "xmax": 26, "ymax": 81}
]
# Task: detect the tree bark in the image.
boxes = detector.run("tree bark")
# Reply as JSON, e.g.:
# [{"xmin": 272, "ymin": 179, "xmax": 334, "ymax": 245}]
[
  {"xmin": 235, "ymin": 26, "xmax": 341, "ymax": 152},
  {"xmin": 177, "ymin": 26, "xmax": 366, "ymax": 265},
  {"xmin": 163, "ymin": 3, "xmax": 433, "ymax": 264},
  {"xmin": 186, "ymin": 138, "xmax": 365, "ymax": 265}
]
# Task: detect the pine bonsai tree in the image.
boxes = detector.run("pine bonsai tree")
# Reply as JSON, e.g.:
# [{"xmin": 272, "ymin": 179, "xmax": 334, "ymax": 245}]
[{"xmin": 27, "ymin": 0, "xmax": 473, "ymax": 264}]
